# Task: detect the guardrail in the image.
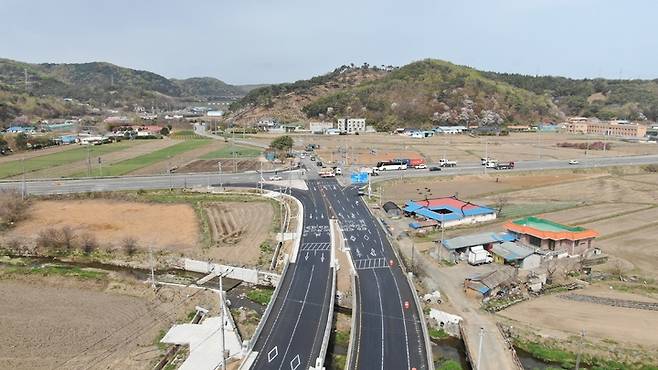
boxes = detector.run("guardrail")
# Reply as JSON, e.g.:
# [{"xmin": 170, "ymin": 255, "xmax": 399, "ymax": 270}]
[
  {"xmin": 405, "ymin": 271, "xmax": 434, "ymax": 370},
  {"xmin": 345, "ymin": 273, "xmax": 359, "ymax": 370}
]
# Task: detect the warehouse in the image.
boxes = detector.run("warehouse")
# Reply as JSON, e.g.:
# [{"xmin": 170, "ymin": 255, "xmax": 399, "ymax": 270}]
[
  {"xmin": 437, "ymin": 231, "xmax": 516, "ymax": 261},
  {"xmin": 504, "ymin": 216, "xmax": 598, "ymax": 256},
  {"xmin": 404, "ymin": 196, "xmax": 497, "ymax": 228},
  {"xmin": 490, "ymin": 242, "xmax": 541, "ymax": 270}
]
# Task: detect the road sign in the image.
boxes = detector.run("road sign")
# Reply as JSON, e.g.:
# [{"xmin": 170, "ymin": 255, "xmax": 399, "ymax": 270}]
[{"xmin": 350, "ymin": 171, "xmax": 369, "ymax": 184}]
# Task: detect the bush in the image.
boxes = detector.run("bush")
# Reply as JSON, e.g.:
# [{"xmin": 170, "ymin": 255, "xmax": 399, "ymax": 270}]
[
  {"xmin": 642, "ymin": 164, "xmax": 658, "ymax": 173},
  {"xmin": 36, "ymin": 228, "xmax": 64, "ymax": 252},
  {"xmin": 79, "ymin": 233, "xmax": 98, "ymax": 255},
  {"xmin": 122, "ymin": 237, "xmax": 138, "ymax": 257},
  {"xmin": 0, "ymin": 189, "xmax": 29, "ymax": 228}
]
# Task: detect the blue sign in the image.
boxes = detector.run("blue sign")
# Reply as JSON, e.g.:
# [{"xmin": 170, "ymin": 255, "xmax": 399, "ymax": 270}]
[{"xmin": 350, "ymin": 172, "xmax": 369, "ymax": 184}]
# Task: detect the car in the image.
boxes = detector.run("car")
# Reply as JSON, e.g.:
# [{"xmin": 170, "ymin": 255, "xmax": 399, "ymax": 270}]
[
  {"xmin": 269, "ymin": 175, "xmax": 283, "ymax": 181},
  {"xmin": 428, "ymin": 166, "xmax": 442, "ymax": 172},
  {"xmin": 414, "ymin": 163, "xmax": 427, "ymax": 169},
  {"xmin": 310, "ymin": 156, "xmax": 316, "ymax": 161},
  {"xmin": 569, "ymin": 160, "xmax": 580, "ymax": 165},
  {"xmin": 334, "ymin": 167, "xmax": 343, "ymax": 175},
  {"xmin": 316, "ymin": 161, "xmax": 323, "ymax": 167}
]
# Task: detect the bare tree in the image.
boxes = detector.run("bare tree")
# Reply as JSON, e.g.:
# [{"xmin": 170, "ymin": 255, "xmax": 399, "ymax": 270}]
[
  {"xmin": 545, "ymin": 258, "xmax": 558, "ymax": 284},
  {"xmin": 60, "ymin": 226, "xmax": 76, "ymax": 253},
  {"xmin": 494, "ymin": 196, "xmax": 510, "ymax": 214},
  {"xmin": 122, "ymin": 237, "xmax": 139, "ymax": 257},
  {"xmin": 611, "ymin": 260, "xmax": 627, "ymax": 281},
  {"xmin": 79, "ymin": 233, "xmax": 98, "ymax": 255},
  {"xmin": 36, "ymin": 228, "xmax": 63, "ymax": 253}
]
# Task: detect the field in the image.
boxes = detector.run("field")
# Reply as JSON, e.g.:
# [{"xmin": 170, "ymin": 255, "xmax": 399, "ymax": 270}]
[
  {"xmin": 200, "ymin": 145, "xmax": 262, "ymax": 159},
  {"xmin": 4, "ymin": 199, "xmax": 200, "ymax": 252},
  {"xmin": 0, "ymin": 273, "xmax": 216, "ymax": 370},
  {"xmin": 204, "ymin": 201, "xmax": 275, "ymax": 265},
  {"xmin": 240, "ymin": 132, "xmax": 658, "ymax": 167}
]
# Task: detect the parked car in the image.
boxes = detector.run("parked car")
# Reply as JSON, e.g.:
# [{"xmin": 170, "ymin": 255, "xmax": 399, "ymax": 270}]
[
  {"xmin": 269, "ymin": 175, "xmax": 283, "ymax": 181},
  {"xmin": 428, "ymin": 166, "xmax": 442, "ymax": 172},
  {"xmin": 310, "ymin": 156, "xmax": 316, "ymax": 161},
  {"xmin": 569, "ymin": 159, "xmax": 579, "ymax": 165}
]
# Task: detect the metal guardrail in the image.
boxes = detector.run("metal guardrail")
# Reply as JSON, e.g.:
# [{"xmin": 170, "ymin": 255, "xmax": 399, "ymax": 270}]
[
  {"xmin": 405, "ymin": 271, "xmax": 434, "ymax": 370},
  {"xmin": 314, "ymin": 266, "xmax": 336, "ymax": 369},
  {"xmin": 345, "ymin": 273, "xmax": 359, "ymax": 370}
]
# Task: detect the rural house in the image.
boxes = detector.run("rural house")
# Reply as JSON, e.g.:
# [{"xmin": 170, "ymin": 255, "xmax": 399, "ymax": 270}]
[
  {"xmin": 404, "ymin": 196, "xmax": 497, "ymax": 229},
  {"xmin": 504, "ymin": 216, "xmax": 598, "ymax": 256}
]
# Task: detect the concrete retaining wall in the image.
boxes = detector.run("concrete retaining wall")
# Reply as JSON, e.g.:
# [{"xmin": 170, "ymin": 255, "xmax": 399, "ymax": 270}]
[{"xmin": 183, "ymin": 259, "xmax": 280, "ymax": 287}]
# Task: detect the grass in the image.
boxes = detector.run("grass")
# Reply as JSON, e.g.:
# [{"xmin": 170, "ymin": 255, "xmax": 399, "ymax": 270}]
[
  {"xmin": 246, "ymin": 288, "xmax": 274, "ymax": 306},
  {"xmin": 0, "ymin": 140, "xmax": 141, "ymax": 178},
  {"xmin": 199, "ymin": 145, "xmax": 261, "ymax": 159},
  {"xmin": 497, "ymin": 202, "xmax": 579, "ymax": 219},
  {"xmin": 330, "ymin": 354, "xmax": 346, "ymax": 369},
  {"xmin": 334, "ymin": 330, "xmax": 350, "ymax": 347},
  {"xmin": 436, "ymin": 359, "xmax": 462, "ymax": 370},
  {"xmin": 0, "ymin": 264, "xmax": 108, "ymax": 280},
  {"xmin": 71, "ymin": 139, "xmax": 211, "ymax": 177},
  {"xmin": 429, "ymin": 328, "xmax": 450, "ymax": 340},
  {"xmin": 169, "ymin": 130, "xmax": 205, "ymax": 139}
]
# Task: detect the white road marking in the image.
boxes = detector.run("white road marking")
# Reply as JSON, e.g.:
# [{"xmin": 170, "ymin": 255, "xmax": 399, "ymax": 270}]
[
  {"xmin": 277, "ymin": 265, "xmax": 316, "ymax": 370},
  {"xmin": 290, "ymin": 354, "xmax": 301, "ymax": 370},
  {"xmin": 372, "ymin": 270, "xmax": 385, "ymax": 370},
  {"xmin": 268, "ymin": 346, "xmax": 279, "ymax": 362}
]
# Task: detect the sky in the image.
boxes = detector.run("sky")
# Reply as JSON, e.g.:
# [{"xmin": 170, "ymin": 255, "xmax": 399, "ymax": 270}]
[{"xmin": 1, "ymin": 0, "xmax": 657, "ymax": 84}]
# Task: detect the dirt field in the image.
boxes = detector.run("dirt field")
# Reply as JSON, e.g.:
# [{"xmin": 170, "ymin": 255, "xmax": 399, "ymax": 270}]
[
  {"xmin": 204, "ymin": 201, "xmax": 275, "ymax": 266},
  {"xmin": 5, "ymin": 200, "xmax": 199, "ymax": 252},
  {"xmin": 249, "ymin": 132, "xmax": 658, "ymax": 167},
  {"xmin": 498, "ymin": 285, "xmax": 658, "ymax": 347},
  {"xmin": 127, "ymin": 139, "xmax": 223, "ymax": 176},
  {"xmin": 176, "ymin": 158, "xmax": 273, "ymax": 173},
  {"xmin": 0, "ymin": 275, "xmax": 216, "ymax": 370}
]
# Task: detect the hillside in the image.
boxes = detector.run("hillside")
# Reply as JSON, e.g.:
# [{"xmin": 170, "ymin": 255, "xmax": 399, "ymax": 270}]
[
  {"xmin": 0, "ymin": 58, "xmax": 249, "ymax": 123},
  {"xmin": 229, "ymin": 59, "xmax": 658, "ymax": 131}
]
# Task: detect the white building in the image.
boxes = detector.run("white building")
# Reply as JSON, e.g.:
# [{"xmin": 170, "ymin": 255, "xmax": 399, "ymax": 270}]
[
  {"xmin": 206, "ymin": 110, "xmax": 224, "ymax": 117},
  {"xmin": 435, "ymin": 126, "xmax": 468, "ymax": 134},
  {"xmin": 337, "ymin": 118, "xmax": 366, "ymax": 133},
  {"xmin": 309, "ymin": 121, "xmax": 334, "ymax": 134}
]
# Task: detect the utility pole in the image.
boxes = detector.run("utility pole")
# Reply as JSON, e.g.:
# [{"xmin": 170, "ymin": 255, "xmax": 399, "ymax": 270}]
[
  {"xmin": 219, "ymin": 273, "xmax": 226, "ymax": 370},
  {"xmin": 575, "ymin": 330, "xmax": 585, "ymax": 370},
  {"xmin": 149, "ymin": 246, "xmax": 156, "ymax": 289},
  {"xmin": 233, "ymin": 148, "xmax": 237, "ymax": 173},
  {"xmin": 98, "ymin": 157, "xmax": 103, "ymax": 177},
  {"xmin": 87, "ymin": 145, "xmax": 92, "ymax": 177},
  {"xmin": 410, "ymin": 232, "xmax": 415, "ymax": 274},
  {"xmin": 538, "ymin": 128, "xmax": 542, "ymax": 161},
  {"xmin": 168, "ymin": 157, "xmax": 173, "ymax": 191},
  {"xmin": 218, "ymin": 162, "xmax": 223, "ymax": 191},
  {"xmin": 24, "ymin": 68, "xmax": 28, "ymax": 91},
  {"xmin": 259, "ymin": 161, "xmax": 264, "ymax": 194},
  {"xmin": 21, "ymin": 156, "xmax": 26, "ymax": 201},
  {"xmin": 477, "ymin": 327, "xmax": 484, "ymax": 370}
]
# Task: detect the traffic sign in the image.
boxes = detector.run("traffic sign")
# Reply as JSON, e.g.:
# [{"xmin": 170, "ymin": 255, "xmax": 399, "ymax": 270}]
[{"xmin": 350, "ymin": 171, "xmax": 369, "ymax": 184}]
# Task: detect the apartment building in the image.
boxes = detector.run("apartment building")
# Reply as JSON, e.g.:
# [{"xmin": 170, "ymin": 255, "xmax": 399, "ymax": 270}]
[{"xmin": 337, "ymin": 118, "xmax": 366, "ymax": 133}]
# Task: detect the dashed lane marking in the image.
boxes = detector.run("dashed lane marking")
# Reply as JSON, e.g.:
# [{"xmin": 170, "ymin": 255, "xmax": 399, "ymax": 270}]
[{"xmin": 354, "ymin": 258, "xmax": 388, "ymax": 270}]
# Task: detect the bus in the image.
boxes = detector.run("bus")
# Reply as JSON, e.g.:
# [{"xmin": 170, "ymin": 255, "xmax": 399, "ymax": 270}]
[{"xmin": 375, "ymin": 160, "xmax": 408, "ymax": 171}]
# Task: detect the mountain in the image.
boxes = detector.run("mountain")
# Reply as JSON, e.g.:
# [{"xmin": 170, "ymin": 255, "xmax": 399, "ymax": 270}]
[
  {"xmin": 228, "ymin": 59, "xmax": 658, "ymax": 131},
  {"xmin": 0, "ymin": 58, "xmax": 251, "ymax": 123}
]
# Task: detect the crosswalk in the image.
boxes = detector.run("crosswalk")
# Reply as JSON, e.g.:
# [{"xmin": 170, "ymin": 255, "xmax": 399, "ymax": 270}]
[
  {"xmin": 354, "ymin": 258, "xmax": 388, "ymax": 270},
  {"xmin": 300, "ymin": 242, "xmax": 331, "ymax": 251}
]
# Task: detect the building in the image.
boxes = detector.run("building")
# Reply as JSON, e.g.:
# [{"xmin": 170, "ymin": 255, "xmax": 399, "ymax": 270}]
[
  {"xmin": 490, "ymin": 242, "xmax": 541, "ymax": 270},
  {"xmin": 382, "ymin": 201, "xmax": 402, "ymax": 217},
  {"xmin": 5, "ymin": 126, "xmax": 35, "ymax": 134},
  {"xmin": 438, "ymin": 231, "xmax": 516, "ymax": 261},
  {"xmin": 506, "ymin": 125, "xmax": 532, "ymax": 132},
  {"xmin": 434, "ymin": 126, "xmax": 468, "ymax": 134},
  {"xmin": 404, "ymin": 196, "xmax": 497, "ymax": 229},
  {"xmin": 565, "ymin": 120, "xmax": 588, "ymax": 134},
  {"xmin": 206, "ymin": 110, "xmax": 224, "ymax": 117},
  {"xmin": 587, "ymin": 120, "xmax": 647, "ymax": 138},
  {"xmin": 410, "ymin": 130, "xmax": 435, "ymax": 138},
  {"xmin": 504, "ymin": 216, "xmax": 598, "ymax": 256},
  {"xmin": 309, "ymin": 121, "xmax": 334, "ymax": 134},
  {"xmin": 337, "ymin": 118, "xmax": 366, "ymax": 133},
  {"xmin": 464, "ymin": 267, "xmax": 516, "ymax": 299}
]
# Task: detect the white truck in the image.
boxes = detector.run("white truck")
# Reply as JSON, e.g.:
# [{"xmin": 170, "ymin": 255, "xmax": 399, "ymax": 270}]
[
  {"xmin": 360, "ymin": 166, "xmax": 380, "ymax": 176},
  {"xmin": 318, "ymin": 168, "xmax": 335, "ymax": 178},
  {"xmin": 439, "ymin": 159, "xmax": 457, "ymax": 167},
  {"xmin": 467, "ymin": 246, "xmax": 493, "ymax": 265},
  {"xmin": 485, "ymin": 159, "xmax": 498, "ymax": 168}
]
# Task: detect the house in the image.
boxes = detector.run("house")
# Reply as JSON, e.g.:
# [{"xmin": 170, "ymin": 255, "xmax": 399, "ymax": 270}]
[
  {"xmin": 404, "ymin": 196, "xmax": 497, "ymax": 229},
  {"xmin": 504, "ymin": 216, "xmax": 599, "ymax": 256},
  {"xmin": 309, "ymin": 121, "xmax": 334, "ymax": 134},
  {"xmin": 464, "ymin": 267, "xmax": 516, "ymax": 299},
  {"xmin": 206, "ymin": 110, "xmax": 224, "ymax": 117},
  {"xmin": 490, "ymin": 242, "xmax": 541, "ymax": 270},
  {"xmin": 410, "ymin": 130, "xmax": 434, "ymax": 138},
  {"xmin": 506, "ymin": 125, "xmax": 532, "ymax": 132},
  {"xmin": 6, "ymin": 126, "xmax": 35, "ymax": 134},
  {"xmin": 434, "ymin": 126, "xmax": 467, "ymax": 134},
  {"xmin": 437, "ymin": 231, "xmax": 516, "ymax": 261},
  {"xmin": 56, "ymin": 135, "xmax": 78, "ymax": 145},
  {"xmin": 382, "ymin": 201, "xmax": 402, "ymax": 217},
  {"xmin": 337, "ymin": 118, "xmax": 366, "ymax": 133}
]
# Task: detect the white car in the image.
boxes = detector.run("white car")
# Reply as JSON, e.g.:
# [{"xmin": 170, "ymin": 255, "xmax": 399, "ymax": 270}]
[
  {"xmin": 414, "ymin": 164, "xmax": 427, "ymax": 169},
  {"xmin": 269, "ymin": 175, "xmax": 283, "ymax": 181},
  {"xmin": 568, "ymin": 160, "xmax": 580, "ymax": 165}
]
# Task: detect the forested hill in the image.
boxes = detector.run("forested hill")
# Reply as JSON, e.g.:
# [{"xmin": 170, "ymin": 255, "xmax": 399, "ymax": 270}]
[{"xmin": 228, "ymin": 59, "xmax": 658, "ymax": 130}]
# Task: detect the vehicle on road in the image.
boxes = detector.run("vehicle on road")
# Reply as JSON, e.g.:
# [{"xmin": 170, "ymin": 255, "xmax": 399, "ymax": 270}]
[
  {"xmin": 428, "ymin": 166, "xmax": 442, "ymax": 172},
  {"xmin": 360, "ymin": 167, "xmax": 380, "ymax": 176},
  {"xmin": 319, "ymin": 167, "xmax": 335, "ymax": 178},
  {"xmin": 569, "ymin": 159, "xmax": 580, "ymax": 165},
  {"xmin": 310, "ymin": 156, "xmax": 316, "ymax": 161},
  {"xmin": 414, "ymin": 163, "xmax": 427, "ymax": 169},
  {"xmin": 334, "ymin": 167, "xmax": 343, "ymax": 175},
  {"xmin": 316, "ymin": 161, "xmax": 323, "ymax": 167},
  {"xmin": 485, "ymin": 159, "xmax": 498, "ymax": 168},
  {"xmin": 439, "ymin": 158, "xmax": 457, "ymax": 167},
  {"xmin": 409, "ymin": 158, "xmax": 425, "ymax": 168},
  {"xmin": 269, "ymin": 175, "xmax": 283, "ymax": 181},
  {"xmin": 468, "ymin": 246, "xmax": 493, "ymax": 265},
  {"xmin": 495, "ymin": 161, "xmax": 515, "ymax": 170},
  {"xmin": 375, "ymin": 160, "xmax": 408, "ymax": 171},
  {"xmin": 481, "ymin": 157, "xmax": 493, "ymax": 165}
]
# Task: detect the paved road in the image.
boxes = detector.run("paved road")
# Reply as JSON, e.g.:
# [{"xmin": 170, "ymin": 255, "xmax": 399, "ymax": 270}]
[
  {"xmin": 250, "ymin": 183, "xmax": 334, "ymax": 370},
  {"xmin": 315, "ymin": 178, "xmax": 429, "ymax": 370},
  {"xmin": 5, "ymin": 154, "xmax": 658, "ymax": 195}
]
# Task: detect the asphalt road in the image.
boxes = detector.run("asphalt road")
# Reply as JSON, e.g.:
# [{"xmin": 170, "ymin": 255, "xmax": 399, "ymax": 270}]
[
  {"xmin": 250, "ymin": 183, "xmax": 334, "ymax": 370},
  {"xmin": 4, "ymin": 154, "xmax": 658, "ymax": 195},
  {"xmin": 316, "ymin": 178, "xmax": 429, "ymax": 370}
]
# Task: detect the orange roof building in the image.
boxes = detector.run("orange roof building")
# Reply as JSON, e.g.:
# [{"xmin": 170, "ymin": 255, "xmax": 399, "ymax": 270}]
[{"xmin": 504, "ymin": 216, "xmax": 598, "ymax": 256}]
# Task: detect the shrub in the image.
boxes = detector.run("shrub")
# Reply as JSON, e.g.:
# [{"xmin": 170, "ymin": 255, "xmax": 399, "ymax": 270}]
[
  {"xmin": 79, "ymin": 233, "xmax": 98, "ymax": 255},
  {"xmin": 122, "ymin": 237, "xmax": 138, "ymax": 257}
]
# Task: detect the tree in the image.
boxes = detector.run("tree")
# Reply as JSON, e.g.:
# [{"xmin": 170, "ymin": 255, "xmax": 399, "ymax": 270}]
[
  {"xmin": 14, "ymin": 132, "xmax": 28, "ymax": 151},
  {"xmin": 159, "ymin": 127, "xmax": 170, "ymax": 136},
  {"xmin": 122, "ymin": 237, "xmax": 138, "ymax": 257},
  {"xmin": 269, "ymin": 135, "xmax": 293, "ymax": 152},
  {"xmin": 494, "ymin": 196, "xmax": 509, "ymax": 214},
  {"xmin": 545, "ymin": 258, "xmax": 558, "ymax": 285},
  {"xmin": 80, "ymin": 233, "xmax": 98, "ymax": 255}
]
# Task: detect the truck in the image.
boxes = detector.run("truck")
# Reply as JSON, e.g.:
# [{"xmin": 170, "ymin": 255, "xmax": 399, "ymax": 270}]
[
  {"xmin": 439, "ymin": 158, "xmax": 457, "ymax": 167},
  {"xmin": 485, "ymin": 159, "xmax": 498, "ymax": 168},
  {"xmin": 481, "ymin": 157, "xmax": 493, "ymax": 166},
  {"xmin": 319, "ymin": 167, "xmax": 335, "ymax": 177},
  {"xmin": 305, "ymin": 143, "xmax": 320, "ymax": 152},
  {"xmin": 409, "ymin": 158, "xmax": 427, "ymax": 169},
  {"xmin": 467, "ymin": 246, "xmax": 493, "ymax": 265},
  {"xmin": 360, "ymin": 167, "xmax": 380, "ymax": 176},
  {"xmin": 495, "ymin": 161, "xmax": 515, "ymax": 170}
]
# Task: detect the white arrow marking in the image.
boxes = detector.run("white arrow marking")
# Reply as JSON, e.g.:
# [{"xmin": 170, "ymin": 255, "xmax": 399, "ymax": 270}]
[
  {"xmin": 309, "ymin": 214, "xmax": 313, "ymax": 219},
  {"xmin": 320, "ymin": 253, "xmax": 325, "ymax": 263},
  {"xmin": 350, "ymin": 235, "xmax": 356, "ymax": 242},
  {"xmin": 305, "ymin": 252, "xmax": 309, "ymax": 261},
  {"xmin": 267, "ymin": 346, "xmax": 278, "ymax": 362},
  {"xmin": 370, "ymin": 248, "xmax": 377, "ymax": 256},
  {"xmin": 356, "ymin": 248, "xmax": 362, "ymax": 258}
]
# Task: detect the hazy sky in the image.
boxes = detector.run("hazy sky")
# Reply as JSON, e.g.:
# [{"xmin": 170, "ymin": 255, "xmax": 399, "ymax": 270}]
[{"xmin": 1, "ymin": 0, "xmax": 656, "ymax": 84}]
